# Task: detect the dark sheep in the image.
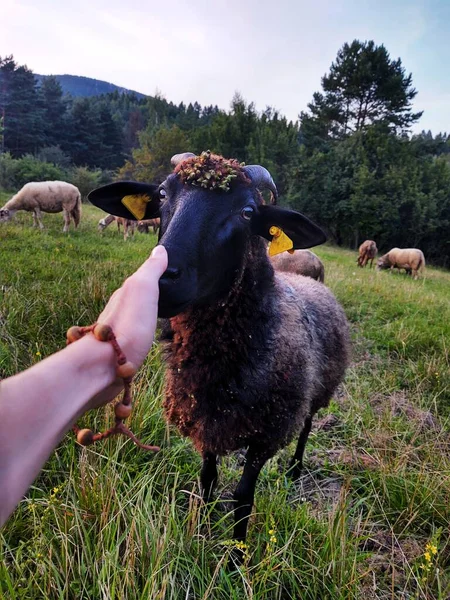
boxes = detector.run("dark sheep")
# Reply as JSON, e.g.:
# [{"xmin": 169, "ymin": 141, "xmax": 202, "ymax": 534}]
[{"xmin": 89, "ymin": 151, "xmax": 350, "ymax": 549}]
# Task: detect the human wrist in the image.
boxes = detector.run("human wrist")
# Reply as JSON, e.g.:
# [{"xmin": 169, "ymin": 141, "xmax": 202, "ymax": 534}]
[{"xmin": 64, "ymin": 332, "xmax": 122, "ymax": 414}]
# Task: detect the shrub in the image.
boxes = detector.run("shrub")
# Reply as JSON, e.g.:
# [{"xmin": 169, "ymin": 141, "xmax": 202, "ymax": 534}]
[
  {"xmin": 0, "ymin": 153, "xmax": 66, "ymax": 190},
  {"xmin": 67, "ymin": 166, "xmax": 103, "ymax": 201},
  {"xmin": 37, "ymin": 146, "xmax": 72, "ymax": 168},
  {"xmin": 0, "ymin": 153, "xmax": 18, "ymax": 191}
]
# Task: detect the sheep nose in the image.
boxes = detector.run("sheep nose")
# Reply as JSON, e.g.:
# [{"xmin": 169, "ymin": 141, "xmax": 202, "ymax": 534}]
[{"xmin": 162, "ymin": 265, "xmax": 181, "ymax": 281}]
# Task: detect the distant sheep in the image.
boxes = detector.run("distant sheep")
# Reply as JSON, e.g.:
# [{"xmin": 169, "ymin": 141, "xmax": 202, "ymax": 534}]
[
  {"xmin": 377, "ymin": 248, "xmax": 425, "ymax": 279},
  {"xmin": 97, "ymin": 214, "xmax": 136, "ymax": 240},
  {"xmin": 137, "ymin": 218, "xmax": 160, "ymax": 234},
  {"xmin": 357, "ymin": 240, "xmax": 377, "ymax": 268},
  {"xmin": 271, "ymin": 249, "xmax": 325, "ymax": 282},
  {"xmin": 97, "ymin": 214, "xmax": 116, "ymax": 232},
  {"xmin": 0, "ymin": 181, "xmax": 81, "ymax": 232}
]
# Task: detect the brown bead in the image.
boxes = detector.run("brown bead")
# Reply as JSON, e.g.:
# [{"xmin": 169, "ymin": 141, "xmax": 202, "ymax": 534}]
[
  {"xmin": 116, "ymin": 361, "xmax": 137, "ymax": 379},
  {"xmin": 93, "ymin": 323, "xmax": 113, "ymax": 342},
  {"xmin": 115, "ymin": 402, "xmax": 132, "ymax": 419},
  {"xmin": 77, "ymin": 428, "xmax": 94, "ymax": 446},
  {"xmin": 66, "ymin": 326, "xmax": 83, "ymax": 343}
]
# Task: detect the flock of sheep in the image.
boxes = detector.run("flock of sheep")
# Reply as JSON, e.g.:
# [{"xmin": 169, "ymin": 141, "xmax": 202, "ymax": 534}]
[
  {"xmin": 0, "ymin": 180, "xmax": 160, "ymax": 240},
  {"xmin": 0, "ymin": 180, "xmax": 426, "ymax": 280},
  {"xmin": 357, "ymin": 239, "xmax": 426, "ymax": 279}
]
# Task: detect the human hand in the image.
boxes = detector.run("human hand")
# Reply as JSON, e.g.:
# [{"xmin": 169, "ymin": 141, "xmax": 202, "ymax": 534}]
[{"xmin": 87, "ymin": 244, "xmax": 168, "ymax": 409}]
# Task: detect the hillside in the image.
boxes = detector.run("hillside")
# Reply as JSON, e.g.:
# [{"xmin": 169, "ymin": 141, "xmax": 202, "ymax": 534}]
[
  {"xmin": 0, "ymin": 201, "xmax": 449, "ymax": 599},
  {"xmin": 35, "ymin": 73, "xmax": 147, "ymax": 99}
]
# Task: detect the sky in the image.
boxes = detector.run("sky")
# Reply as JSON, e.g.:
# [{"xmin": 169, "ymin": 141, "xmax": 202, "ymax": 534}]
[{"xmin": 1, "ymin": 0, "xmax": 449, "ymax": 134}]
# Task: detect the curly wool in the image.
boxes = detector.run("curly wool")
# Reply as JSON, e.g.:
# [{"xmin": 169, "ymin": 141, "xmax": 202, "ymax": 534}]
[
  {"xmin": 161, "ymin": 237, "xmax": 350, "ymax": 456},
  {"xmin": 174, "ymin": 150, "xmax": 250, "ymax": 192}
]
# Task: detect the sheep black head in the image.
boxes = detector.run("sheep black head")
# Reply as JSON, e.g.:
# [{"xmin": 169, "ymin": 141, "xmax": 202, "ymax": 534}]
[{"xmin": 88, "ymin": 152, "xmax": 326, "ymax": 318}]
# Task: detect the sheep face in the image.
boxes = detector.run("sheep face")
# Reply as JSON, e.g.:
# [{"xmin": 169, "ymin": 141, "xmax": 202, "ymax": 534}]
[
  {"xmin": 88, "ymin": 155, "xmax": 326, "ymax": 318},
  {"xmin": 156, "ymin": 174, "xmax": 262, "ymax": 317},
  {"xmin": 376, "ymin": 255, "xmax": 390, "ymax": 270},
  {"xmin": 0, "ymin": 208, "xmax": 12, "ymax": 222}
]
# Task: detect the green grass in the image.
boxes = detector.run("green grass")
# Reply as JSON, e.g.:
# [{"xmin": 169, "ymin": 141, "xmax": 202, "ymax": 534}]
[{"xmin": 1, "ymin": 202, "xmax": 449, "ymax": 599}]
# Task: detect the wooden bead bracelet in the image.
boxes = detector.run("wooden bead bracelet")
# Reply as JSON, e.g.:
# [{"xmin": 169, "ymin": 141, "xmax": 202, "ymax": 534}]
[{"xmin": 67, "ymin": 323, "xmax": 160, "ymax": 452}]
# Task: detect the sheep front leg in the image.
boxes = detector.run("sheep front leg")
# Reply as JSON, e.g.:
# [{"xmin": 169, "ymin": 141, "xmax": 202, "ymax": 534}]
[
  {"xmin": 233, "ymin": 446, "xmax": 269, "ymax": 547},
  {"xmin": 201, "ymin": 451, "xmax": 218, "ymax": 503},
  {"xmin": 63, "ymin": 209, "xmax": 71, "ymax": 233},
  {"xmin": 34, "ymin": 208, "xmax": 44, "ymax": 230}
]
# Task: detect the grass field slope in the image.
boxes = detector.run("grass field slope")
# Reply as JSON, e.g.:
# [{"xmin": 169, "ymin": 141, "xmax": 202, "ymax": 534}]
[{"xmin": 1, "ymin": 201, "xmax": 449, "ymax": 599}]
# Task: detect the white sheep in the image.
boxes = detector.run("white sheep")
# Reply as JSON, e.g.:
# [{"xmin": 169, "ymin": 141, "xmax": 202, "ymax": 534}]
[
  {"xmin": 377, "ymin": 247, "xmax": 426, "ymax": 279},
  {"xmin": 0, "ymin": 181, "xmax": 82, "ymax": 232}
]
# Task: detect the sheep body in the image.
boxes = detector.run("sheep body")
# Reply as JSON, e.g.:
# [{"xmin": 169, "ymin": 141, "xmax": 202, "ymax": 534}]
[
  {"xmin": 162, "ymin": 237, "xmax": 349, "ymax": 457},
  {"xmin": 377, "ymin": 247, "xmax": 425, "ymax": 279},
  {"xmin": 357, "ymin": 240, "xmax": 377, "ymax": 268},
  {"xmin": 0, "ymin": 181, "xmax": 81, "ymax": 232},
  {"xmin": 270, "ymin": 249, "xmax": 325, "ymax": 282}
]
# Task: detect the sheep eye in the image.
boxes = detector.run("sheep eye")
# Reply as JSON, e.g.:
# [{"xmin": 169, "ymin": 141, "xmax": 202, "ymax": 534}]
[
  {"xmin": 241, "ymin": 206, "xmax": 254, "ymax": 221},
  {"xmin": 159, "ymin": 188, "xmax": 167, "ymax": 199}
]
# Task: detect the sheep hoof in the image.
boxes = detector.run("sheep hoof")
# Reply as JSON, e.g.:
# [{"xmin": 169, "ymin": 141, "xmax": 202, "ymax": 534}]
[{"xmin": 287, "ymin": 460, "xmax": 302, "ymax": 480}]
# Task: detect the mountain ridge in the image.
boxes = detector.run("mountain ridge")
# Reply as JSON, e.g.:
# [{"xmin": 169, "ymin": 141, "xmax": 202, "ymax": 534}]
[{"xmin": 35, "ymin": 73, "xmax": 147, "ymax": 99}]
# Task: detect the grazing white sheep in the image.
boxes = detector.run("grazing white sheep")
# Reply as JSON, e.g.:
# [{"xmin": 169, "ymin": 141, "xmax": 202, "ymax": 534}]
[
  {"xmin": 377, "ymin": 247, "xmax": 426, "ymax": 279},
  {"xmin": 0, "ymin": 181, "xmax": 82, "ymax": 232}
]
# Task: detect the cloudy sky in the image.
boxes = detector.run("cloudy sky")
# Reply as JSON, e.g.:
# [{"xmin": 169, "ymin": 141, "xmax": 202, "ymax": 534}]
[{"xmin": 2, "ymin": 0, "xmax": 449, "ymax": 134}]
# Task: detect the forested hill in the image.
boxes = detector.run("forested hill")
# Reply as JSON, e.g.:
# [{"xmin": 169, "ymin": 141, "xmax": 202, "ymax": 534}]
[
  {"xmin": 35, "ymin": 74, "xmax": 147, "ymax": 99},
  {"xmin": 1, "ymin": 43, "xmax": 450, "ymax": 266}
]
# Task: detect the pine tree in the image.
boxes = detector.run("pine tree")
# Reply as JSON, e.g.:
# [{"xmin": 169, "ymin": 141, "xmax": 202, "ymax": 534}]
[
  {"xmin": 40, "ymin": 76, "xmax": 67, "ymax": 148},
  {"xmin": 0, "ymin": 55, "xmax": 44, "ymax": 156},
  {"xmin": 300, "ymin": 40, "xmax": 423, "ymax": 149}
]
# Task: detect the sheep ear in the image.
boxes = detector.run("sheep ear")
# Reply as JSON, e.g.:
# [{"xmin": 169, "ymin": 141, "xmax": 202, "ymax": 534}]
[
  {"xmin": 88, "ymin": 182, "xmax": 160, "ymax": 220},
  {"xmin": 253, "ymin": 205, "xmax": 326, "ymax": 249}
]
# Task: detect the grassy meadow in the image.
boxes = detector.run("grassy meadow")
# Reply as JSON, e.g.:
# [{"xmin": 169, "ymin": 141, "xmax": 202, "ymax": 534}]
[{"xmin": 1, "ymin": 199, "xmax": 449, "ymax": 599}]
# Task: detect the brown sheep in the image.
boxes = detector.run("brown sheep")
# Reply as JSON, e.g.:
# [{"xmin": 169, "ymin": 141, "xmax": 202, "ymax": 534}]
[
  {"xmin": 357, "ymin": 240, "xmax": 377, "ymax": 268},
  {"xmin": 97, "ymin": 214, "xmax": 136, "ymax": 240},
  {"xmin": 0, "ymin": 181, "xmax": 81, "ymax": 232},
  {"xmin": 376, "ymin": 247, "xmax": 425, "ymax": 279},
  {"xmin": 271, "ymin": 249, "xmax": 325, "ymax": 282},
  {"xmin": 137, "ymin": 218, "xmax": 160, "ymax": 234}
]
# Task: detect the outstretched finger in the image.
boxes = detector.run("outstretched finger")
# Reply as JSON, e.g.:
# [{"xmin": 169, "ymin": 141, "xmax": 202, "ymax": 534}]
[{"xmin": 134, "ymin": 245, "xmax": 168, "ymax": 283}]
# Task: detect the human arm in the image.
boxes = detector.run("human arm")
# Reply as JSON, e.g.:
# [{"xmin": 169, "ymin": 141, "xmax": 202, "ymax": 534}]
[{"xmin": 0, "ymin": 245, "xmax": 168, "ymax": 526}]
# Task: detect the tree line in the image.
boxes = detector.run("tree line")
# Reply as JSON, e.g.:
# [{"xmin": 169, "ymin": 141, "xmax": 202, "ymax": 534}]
[{"xmin": 1, "ymin": 43, "xmax": 449, "ymax": 266}]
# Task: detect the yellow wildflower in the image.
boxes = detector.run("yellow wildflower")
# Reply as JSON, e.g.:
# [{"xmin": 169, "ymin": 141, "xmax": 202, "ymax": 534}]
[
  {"xmin": 424, "ymin": 551, "xmax": 431, "ymax": 562},
  {"xmin": 426, "ymin": 543, "xmax": 438, "ymax": 555}
]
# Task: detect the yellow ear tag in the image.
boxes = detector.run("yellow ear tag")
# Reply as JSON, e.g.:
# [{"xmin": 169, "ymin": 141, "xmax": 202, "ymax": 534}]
[
  {"xmin": 268, "ymin": 226, "xmax": 294, "ymax": 257},
  {"xmin": 121, "ymin": 194, "xmax": 150, "ymax": 220}
]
